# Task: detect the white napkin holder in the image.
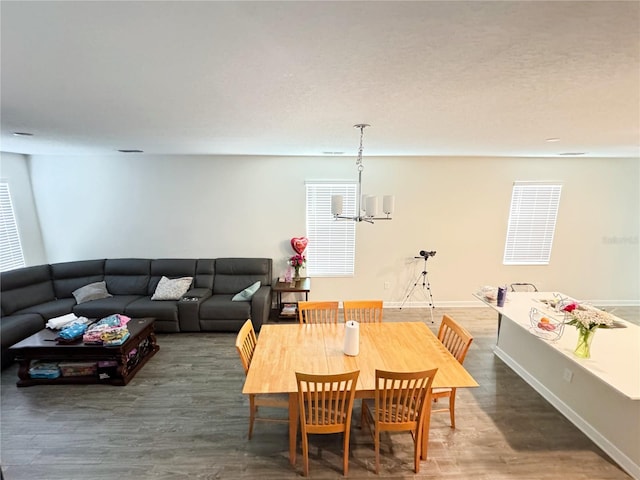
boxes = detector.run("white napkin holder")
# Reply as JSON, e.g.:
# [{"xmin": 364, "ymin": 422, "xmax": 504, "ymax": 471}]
[{"xmin": 343, "ymin": 320, "xmax": 360, "ymax": 356}]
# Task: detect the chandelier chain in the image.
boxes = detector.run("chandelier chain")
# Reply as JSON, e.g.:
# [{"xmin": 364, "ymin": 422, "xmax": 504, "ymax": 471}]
[{"xmin": 354, "ymin": 123, "xmax": 369, "ymax": 172}]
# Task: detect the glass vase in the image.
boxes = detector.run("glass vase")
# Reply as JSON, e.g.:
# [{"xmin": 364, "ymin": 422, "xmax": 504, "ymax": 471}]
[
  {"xmin": 574, "ymin": 328, "xmax": 596, "ymax": 359},
  {"xmin": 294, "ymin": 266, "xmax": 301, "ymax": 280}
]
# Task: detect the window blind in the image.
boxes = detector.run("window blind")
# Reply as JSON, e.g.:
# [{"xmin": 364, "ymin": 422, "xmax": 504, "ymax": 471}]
[
  {"xmin": 305, "ymin": 182, "xmax": 357, "ymax": 277},
  {"xmin": 0, "ymin": 182, "xmax": 26, "ymax": 272},
  {"xmin": 503, "ymin": 182, "xmax": 562, "ymax": 265}
]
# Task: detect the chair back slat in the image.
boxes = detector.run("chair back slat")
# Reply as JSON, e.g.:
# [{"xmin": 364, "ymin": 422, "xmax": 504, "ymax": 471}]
[
  {"xmin": 298, "ymin": 301, "xmax": 339, "ymax": 324},
  {"xmin": 343, "ymin": 300, "xmax": 383, "ymax": 323},
  {"xmin": 296, "ymin": 370, "xmax": 359, "ymax": 432},
  {"xmin": 235, "ymin": 319, "xmax": 257, "ymax": 374},
  {"xmin": 375, "ymin": 369, "xmax": 437, "ymax": 428},
  {"xmin": 437, "ymin": 315, "xmax": 473, "ymax": 364}
]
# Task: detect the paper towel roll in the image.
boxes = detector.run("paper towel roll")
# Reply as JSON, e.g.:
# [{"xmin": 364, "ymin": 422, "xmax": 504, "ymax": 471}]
[{"xmin": 343, "ymin": 320, "xmax": 359, "ymax": 356}]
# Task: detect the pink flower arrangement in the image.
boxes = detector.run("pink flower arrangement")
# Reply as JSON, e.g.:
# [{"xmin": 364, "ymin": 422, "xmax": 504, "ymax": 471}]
[{"xmin": 288, "ymin": 254, "xmax": 306, "ymax": 267}]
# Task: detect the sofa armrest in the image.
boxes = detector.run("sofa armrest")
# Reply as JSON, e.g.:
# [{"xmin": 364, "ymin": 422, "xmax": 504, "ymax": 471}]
[
  {"xmin": 178, "ymin": 288, "xmax": 212, "ymax": 331},
  {"xmin": 182, "ymin": 287, "xmax": 212, "ymax": 300},
  {"xmin": 250, "ymin": 286, "xmax": 272, "ymax": 331}
]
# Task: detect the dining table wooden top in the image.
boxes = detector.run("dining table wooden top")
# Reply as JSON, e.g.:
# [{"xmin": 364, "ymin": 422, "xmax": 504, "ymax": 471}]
[{"xmin": 242, "ymin": 321, "xmax": 479, "ymax": 397}]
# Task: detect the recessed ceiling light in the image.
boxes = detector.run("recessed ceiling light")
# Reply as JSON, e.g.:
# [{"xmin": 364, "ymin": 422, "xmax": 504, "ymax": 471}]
[
  {"xmin": 559, "ymin": 152, "xmax": 586, "ymax": 156},
  {"xmin": 117, "ymin": 149, "xmax": 144, "ymax": 153},
  {"xmin": 12, "ymin": 132, "xmax": 33, "ymax": 137},
  {"xmin": 545, "ymin": 137, "xmax": 560, "ymax": 142}
]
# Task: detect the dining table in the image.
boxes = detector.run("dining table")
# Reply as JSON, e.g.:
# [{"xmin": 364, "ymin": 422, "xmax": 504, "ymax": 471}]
[{"xmin": 242, "ymin": 321, "xmax": 479, "ymax": 465}]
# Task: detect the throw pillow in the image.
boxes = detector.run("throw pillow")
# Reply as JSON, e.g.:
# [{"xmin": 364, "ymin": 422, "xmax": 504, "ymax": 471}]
[
  {"xmin": 72, "ymin": 281, "xmax": 112, "ymax": 304},
  {"xmin": 151, "ymin": 276, "xmax": 193, "ymax": 301},
  {"xmin": 232, "ymin": 281, "xmax": 261, "ymax": 301}
]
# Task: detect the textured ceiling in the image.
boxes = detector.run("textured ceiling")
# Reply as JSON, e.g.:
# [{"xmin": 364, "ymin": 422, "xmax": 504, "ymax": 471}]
[{"xmin": 1, "ymin": 1, "xmax": 639, "ymax": 158}]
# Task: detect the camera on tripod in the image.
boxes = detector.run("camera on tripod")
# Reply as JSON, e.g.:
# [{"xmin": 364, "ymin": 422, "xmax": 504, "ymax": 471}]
[{"xmin": 401, "ymin": 249, "xmax": 437, "ymax": 322}]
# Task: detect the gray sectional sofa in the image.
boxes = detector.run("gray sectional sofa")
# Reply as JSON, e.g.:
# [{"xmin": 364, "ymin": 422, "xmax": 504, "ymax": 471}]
[{"xmin": 0, "ymin": 257, "xmax": 272, "ymax": 368}]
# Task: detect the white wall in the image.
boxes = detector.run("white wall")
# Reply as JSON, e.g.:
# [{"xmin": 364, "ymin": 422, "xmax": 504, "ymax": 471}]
[
  {"xmin": 0, "ymin": 152, "xmax": 47, "ymax": 265},
  {"xmin": 26, "ymin": 154, "xmax": 640, "ymax": 305}
]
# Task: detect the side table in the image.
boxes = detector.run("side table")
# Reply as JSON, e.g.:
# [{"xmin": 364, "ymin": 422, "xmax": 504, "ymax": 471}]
[{"xmin": 272, "ymin": 278, "xmax": 311, "ymax": 320}]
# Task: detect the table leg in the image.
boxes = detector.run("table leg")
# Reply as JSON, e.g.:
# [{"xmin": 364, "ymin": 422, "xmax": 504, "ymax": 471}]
[
  {"xmin": 288, "ymin": 392, "xmax": 298, "ymax": 466},
  {"xmin": 16, "ymin": 359, "xmax": 30, "ymax": 382}
]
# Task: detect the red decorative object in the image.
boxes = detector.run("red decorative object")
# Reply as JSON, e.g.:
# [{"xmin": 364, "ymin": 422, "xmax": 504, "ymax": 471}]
[{"xmin": 291, "ymin": 237, "xmax": 308, "ymax": 255}]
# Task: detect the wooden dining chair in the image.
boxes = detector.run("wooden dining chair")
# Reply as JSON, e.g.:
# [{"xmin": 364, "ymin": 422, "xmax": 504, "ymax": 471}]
[
  {"xmin": 361, "ymin": 368, "xmax": 438, "ymax": 473},
  {"xmin": 295, "ymin": 370, "xmax": 359, "ymax": 477},
  {"xmin": 343, "ymin": 300, "xmax": 384, "ymax": 323},
  {"xmin": 432, "ymin": 314, "xmax": 474, "ymax": 429},
  {"xmin": 235, "ymin": 319, "xmax": 288, "ymax": 439},
  {"xmin": 298, "ymin": 301, "xmax": 339, "ymax": 324}
]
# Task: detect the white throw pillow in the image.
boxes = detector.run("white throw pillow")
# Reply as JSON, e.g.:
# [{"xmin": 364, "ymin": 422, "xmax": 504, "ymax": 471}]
[
  {"xmin": 151, "ymin": 276, "xmax": 193, "ymax": 301},
  {"xmin": 232, "ymin": 281, "xmax": 261, "ymax": 301},
  {"xmin": 72, "ymin": 281, "xmax": 112, "ymax": 304}
]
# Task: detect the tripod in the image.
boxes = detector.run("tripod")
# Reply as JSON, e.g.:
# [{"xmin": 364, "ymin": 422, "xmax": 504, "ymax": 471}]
[{"xmin": 399, "ymin": 256, "xmax": 435, "ymax": 323}]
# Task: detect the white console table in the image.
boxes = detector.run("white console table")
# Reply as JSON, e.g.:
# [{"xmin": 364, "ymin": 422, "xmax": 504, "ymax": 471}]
[{"xmin": 475, "ymin": 291, "xmax": 640, "ymax": 479}]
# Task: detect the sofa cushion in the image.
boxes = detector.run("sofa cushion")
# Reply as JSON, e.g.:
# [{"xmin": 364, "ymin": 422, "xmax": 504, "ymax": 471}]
[
  {"xmin": 195, "ymin": 259, "xmax": 215, "ymax": 290},
  {"xmin": 199, "ymin": 319, "xmax": 248, "ymax": 333},
  {"xmin": 231, "ymin": 281, "xmax": 261, "ymax": 301},
  {"xmin": 1, "ymin": 265, "xmax": 55, "ymax": 315},
  {"xmin": 148, "ymin": 259, "xmax": 197, "ymax": 294},
  {"xmin": 1, "ymin": 313, "xmax": 46, "ymax": 367},
  {"xmin": 125, "ymin": 297, "xmax": 179, "ymax": 321},
  {"xmin": 17, "ymin": 298, "xmax": 76, "ymax": 320},
  {"xmin": 151, "ymin": 276, "xmax": 193, "ymax": 301},
  {"xmin": 104, "ymin": 259, "xmax": 150, "ymax": 295},
  {"xmin": 51, "ymin": 259, "xmax": 105, "ymax": 298},
  {"xmin": 72, "ymin": 295, "xmax": 143, "ymax": 318},
  {"xmin": 1, "ymin": 313, "xmax": 45, "ymax": 349},
  {"xmin": 199, "ymin": 295, "xmax": 251, "ymax": 320},
  {"xmin": 72, "ymin": 281, "xmax": 112, "ymax": 304},
  {"xmin": 213, "ymin": 258, "xmax": 271, "ymax": 295}
]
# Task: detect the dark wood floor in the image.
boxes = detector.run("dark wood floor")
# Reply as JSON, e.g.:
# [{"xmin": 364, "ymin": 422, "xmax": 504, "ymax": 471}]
[{"xmin": 1, "ymin": 306, "xmax": 637, "ymax": 480}]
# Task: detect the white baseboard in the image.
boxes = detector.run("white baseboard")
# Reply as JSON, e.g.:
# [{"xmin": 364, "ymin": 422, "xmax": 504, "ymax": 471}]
[
  {"xmin": 494, "ymin": 346, "xmax": 640, "ymax": 480},
  {"xmin": 384, "ymin": 300, "xmax": 488, "ymax": 308},
  {"xmin": 584, "ymin": 299, "xmax": 640, "ymax": 307},
  {"xmin": 382, "ymin": 300, "xmax": 640, "ymax": 309}
]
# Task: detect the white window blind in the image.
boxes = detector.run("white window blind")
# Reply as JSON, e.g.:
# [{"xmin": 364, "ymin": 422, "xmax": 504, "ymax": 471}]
[
  {"xmin": 0, "ymin": 182, "xmax": 26, "ymax": 272},
  {"xmin": 305, "ymin": 182, "xmax": 357, "ymax": 277},
  {"xmin": 503, "ymin": 182, "xmax": 562, "ymax": 265}
]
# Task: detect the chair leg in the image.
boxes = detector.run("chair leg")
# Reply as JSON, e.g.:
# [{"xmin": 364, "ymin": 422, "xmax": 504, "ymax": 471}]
[
  {"xmin": 415, "ymin": 423, "xmax": 422, "ymax": 473},
  {"xmin": 421, "ymin": 411, "xmax": 433, "ymax": 461},
  {"xmin": 449, "ymin": 388, "xmax": 457, "ymax": 429},
  {"xmin": 343, "ymin": 430, "xmax": 351, "ymax": 476},
  {"xmin": 301, "ymin": 430, "xmax": 309, "ymax": 476},
  {"xmin": 248, "ymin": 395, "xmax": 256, "ymax": 440},
  {"xmin": 374, "ymin": 428, "xmax": 380, "ymax": 474}
]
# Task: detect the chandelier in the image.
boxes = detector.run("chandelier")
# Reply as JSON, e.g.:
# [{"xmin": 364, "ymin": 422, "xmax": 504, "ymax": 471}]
[{"xmin": 331, "ymin": 124, "xmax": 394, "ymax": 223}]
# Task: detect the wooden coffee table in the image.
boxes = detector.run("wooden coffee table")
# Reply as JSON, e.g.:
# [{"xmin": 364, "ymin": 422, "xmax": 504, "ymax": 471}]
[{"xmin": 9, "ymin": 317, "xmax": 159, "ymax": 387}]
